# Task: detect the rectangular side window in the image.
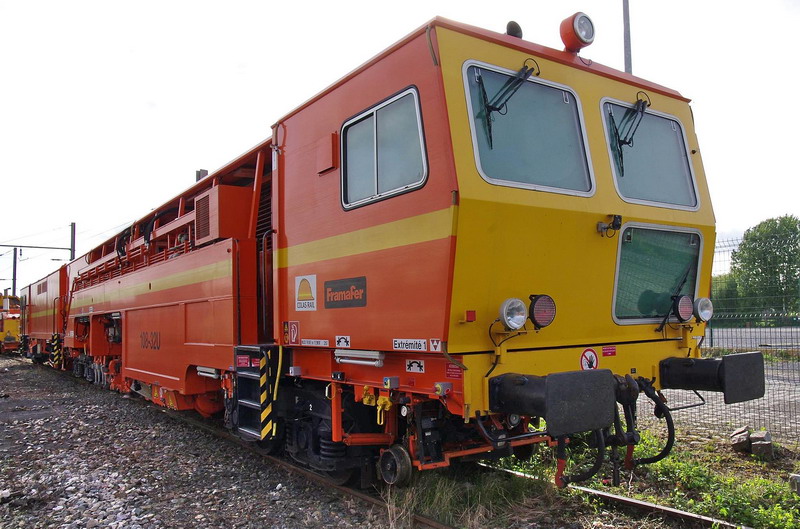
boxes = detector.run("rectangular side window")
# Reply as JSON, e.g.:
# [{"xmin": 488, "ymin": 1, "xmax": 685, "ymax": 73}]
[{"xmin": 342, "ymin": 89, "xmax": 427, "ymax": 208}]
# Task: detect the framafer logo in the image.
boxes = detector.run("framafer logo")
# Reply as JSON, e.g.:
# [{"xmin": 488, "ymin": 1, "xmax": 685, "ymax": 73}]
[
  {"xmin": 324, "ymin": 277, "xmax": 367, "ymax": 309},
  {"xmin": 295, "ymin": 275, "xmax": 317, "ymax": 311}
]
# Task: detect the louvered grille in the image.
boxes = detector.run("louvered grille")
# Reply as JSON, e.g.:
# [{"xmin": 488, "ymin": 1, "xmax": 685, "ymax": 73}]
[{"xmin": 196, "ymin": 195, "xmax": 210, "ymax": 239}]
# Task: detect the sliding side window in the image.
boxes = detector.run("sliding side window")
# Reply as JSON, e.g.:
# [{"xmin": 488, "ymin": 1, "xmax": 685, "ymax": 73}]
[{"xmin": 342, "ymin": 88, "xmax": 427, "ymax": 209}]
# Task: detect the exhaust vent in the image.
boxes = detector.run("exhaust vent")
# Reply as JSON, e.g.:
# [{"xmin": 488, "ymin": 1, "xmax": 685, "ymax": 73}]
[{"xmin": 195, "ymin": 195, "xmax": 210, "ymax": 239}]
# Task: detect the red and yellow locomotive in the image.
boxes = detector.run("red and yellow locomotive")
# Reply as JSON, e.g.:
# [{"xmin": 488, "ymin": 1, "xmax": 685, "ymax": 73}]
[{"xmin": 21, "ymin": 15, "xmax": 764, "ymax": 486}]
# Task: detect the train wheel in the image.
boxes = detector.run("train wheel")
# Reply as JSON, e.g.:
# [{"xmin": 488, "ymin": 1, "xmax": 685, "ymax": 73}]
[
  {"xmin": 513, "ymin": 443, "xmax": 536, "ymax": 462},
  {"xmin": 325, "ymin": 468, "xmax": 356, "ymax": 486},
  {"xmin": 256, "ymin": 421, "xmax": 285, "ymax": 455},
  {"xmin": 378, "ymin": 445, "xmax": 412, "ymax": 486}
]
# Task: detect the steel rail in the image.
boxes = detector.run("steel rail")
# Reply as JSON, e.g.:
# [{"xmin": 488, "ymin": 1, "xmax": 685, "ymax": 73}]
[
  {"xmin": 25, "ymin": 359, "xmax": 453, "ymax": 529},
  {"xmin": 569, "ymin": 485, "xmax": 748, "ymax": 529},
  {"xmin": 168, "ymin": 410, "xmax": 454, "ymax": 529},
  {"xmin": 491, "ymin": 465, "xmax": 748, "ymax": 529},
  {"xmin": 19, "ymin": 358, "xmax": 748, "ymax": 529}
]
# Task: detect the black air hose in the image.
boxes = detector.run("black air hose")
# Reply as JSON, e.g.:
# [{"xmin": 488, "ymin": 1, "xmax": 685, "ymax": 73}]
[
  {"xmin": 633, "ymin": 380, "xmax": 675, "ymax": 466},
  {"xmin": 555, "ymin": 429, "xmax": 605, "ymax": 487}
]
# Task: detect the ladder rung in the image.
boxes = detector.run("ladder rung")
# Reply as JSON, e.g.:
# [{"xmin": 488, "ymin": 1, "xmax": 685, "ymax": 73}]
[
  {"xmin": 235, "ymin": 345, "xmax": 263, "ymax": 354},
  {"xmin": 237, "ymin": 427, "xmax": 261, "ymax": 440},
  {"xmin": 238, "ymin": 398, "xmax": 261, "ymax": 410}
]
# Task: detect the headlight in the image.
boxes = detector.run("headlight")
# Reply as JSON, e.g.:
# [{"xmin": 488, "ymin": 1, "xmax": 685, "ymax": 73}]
[
  {"xmin": 673, "ymin": 295, "xmax": 694, "ymax": 322},
  {"xmin": 529, "ymin": 294, "xmax": 556, "ymax": 329},
  {"xmin": 499, "ymin": 298, "xmax": 528, "ymax": 331},
  {"xmin": 693, "ymin": 297, "xmax": 714, "ymax": 322},
  {"xmin": 560, "ymin": 12, "xmax": 595, "ymax": 52},
  {"xmin": 573, "ymin": 13, "xmax": 595, "ymax": 44}
]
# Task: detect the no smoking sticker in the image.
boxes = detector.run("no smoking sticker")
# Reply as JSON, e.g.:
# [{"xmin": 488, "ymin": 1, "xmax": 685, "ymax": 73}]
[{"xmin": 580, "ymin": 348, "xmax": 599, "ymax": 370}]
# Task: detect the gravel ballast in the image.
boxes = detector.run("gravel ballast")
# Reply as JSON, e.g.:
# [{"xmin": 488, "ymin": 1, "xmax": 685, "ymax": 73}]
[{"xmin": 0, "ymin": 357, "xmax": 383, "ymax": 529}]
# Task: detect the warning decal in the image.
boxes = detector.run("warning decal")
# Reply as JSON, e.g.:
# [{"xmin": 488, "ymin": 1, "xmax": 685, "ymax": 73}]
[
  {"xmin": 580, "ymin": 348, "xmax": 599, "ymax": 370},
  {"xmin": 283, "ymin": 321, "xmax": 300, "ymax": 345},
  {"xmin": 406, "ymin": 359, "xmax": 425, "ymax": 373},
  {"xmin": 430, "ymin": 339, "xmax": 442, "ymax": 352},
  {"xmin": 445, "ymin": 363, "xmax": 463, "ymax": 379},
  {"xmin": 602, "ymin": 346, "xmax": 617, "ymax": 357}
]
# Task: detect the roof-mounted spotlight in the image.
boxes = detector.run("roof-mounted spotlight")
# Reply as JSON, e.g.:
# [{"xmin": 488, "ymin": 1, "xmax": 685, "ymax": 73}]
[{"xmin": 560, "ymin": 12, "xmax": 595, "ymax": 53}]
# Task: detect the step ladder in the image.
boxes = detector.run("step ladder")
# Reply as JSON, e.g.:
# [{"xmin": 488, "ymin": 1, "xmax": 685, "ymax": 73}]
[{"xmin": 234, "ymin": 345, "xmax": 278, "ymax": 441}]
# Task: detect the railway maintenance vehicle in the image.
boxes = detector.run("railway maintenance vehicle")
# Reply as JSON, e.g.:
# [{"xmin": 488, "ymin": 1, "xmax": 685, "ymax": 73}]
[{"xmin": 20, "ymin": 13, "xmax": 764, "ymax": 487}]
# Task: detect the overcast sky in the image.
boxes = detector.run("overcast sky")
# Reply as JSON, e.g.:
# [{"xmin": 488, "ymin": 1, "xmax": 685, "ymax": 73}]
[{"xmin": 2, "ymin": 0, "xmax": 799, "ymax": 293}]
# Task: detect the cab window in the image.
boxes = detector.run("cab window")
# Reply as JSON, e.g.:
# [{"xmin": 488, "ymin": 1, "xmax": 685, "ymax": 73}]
[
  {"xmin": 603, "ymin": 100, "xmax": 698, "ymax": 209},
  {"xmin": 464, "ymin": 62, "xmax": 593, "ymax": 196},
  {"xmin": 341, "ymin": 89, "xmax": 427, "ymax": 208}
]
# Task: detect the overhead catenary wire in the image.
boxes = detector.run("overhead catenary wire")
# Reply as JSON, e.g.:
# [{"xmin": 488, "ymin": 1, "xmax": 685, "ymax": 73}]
[{"xmin": 0, "ymin": 226, "xmax": 66, "ymax": 245}]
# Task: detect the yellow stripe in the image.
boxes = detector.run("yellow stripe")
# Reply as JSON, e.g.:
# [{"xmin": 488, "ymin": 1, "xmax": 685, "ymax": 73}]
[
  {"xmin": 30, "ymin": 308, "xmax": 57, "ymax": 319},
  {"xmin": 260, "ymin": 374, "xmax": 267, "ymax": 387},
  {"xmin": 261, "ymin": 404, "xmax": 272, "ymax": 422},
  {"xmin": 276, "ymin": 207, "xmax": 456, "ymax": 268},
  {"xmin": 260, "ymin": 389, "xmax": 267, "ymax": 404},
  {"xmin": 71, "ymin": 260, "xmax": 232, "ymax": 310},
  {"xmin": 263, "ymin": 420, "xmax": 273, "ymax": 438}
]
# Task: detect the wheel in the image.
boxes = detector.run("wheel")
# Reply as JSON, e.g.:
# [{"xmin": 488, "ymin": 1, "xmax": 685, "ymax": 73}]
[
  {"xmin": 379, "ymin": 445, "xmax": 412, "ymax": 486},
  {"xmin": 325, "ymin": 468, "xmax": 356, "ymax": 486},
  {"xmin": 256, "ymin": 420, "xmax": 285, "ymax": 455},
  {"xmin": 513, "ymin": 443, "xmax": 536, "ymax": 462}
]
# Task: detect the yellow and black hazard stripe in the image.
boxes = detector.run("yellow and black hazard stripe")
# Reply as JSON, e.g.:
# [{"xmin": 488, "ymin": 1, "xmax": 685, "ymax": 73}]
[
  {"xmin": 50, "ymin": 333, "xmax": 63, "ymax": 369},
  {"xmin": 234, "ymin": 345, "xmax": 282, "ymax": 441},
  {"xmin": 259, "ymin": 345, "xmax": 284, "ymax": 440}
]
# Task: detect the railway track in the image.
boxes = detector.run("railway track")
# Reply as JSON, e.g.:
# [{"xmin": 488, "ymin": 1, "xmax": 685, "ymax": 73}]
[
  {"xmin": 8, "ymin": 356, "xmax": 749, "ymax": 529},
  {"xmin": 489, "ymin": 465, "xmax": 747, "ymax": 529},
  {"xmin": 163, "ymin": 407, "xmax": 454, "ymax": 529},
  {"xmin": 135, "ymin": 399, "xmax": 751, "ymax": 529}
]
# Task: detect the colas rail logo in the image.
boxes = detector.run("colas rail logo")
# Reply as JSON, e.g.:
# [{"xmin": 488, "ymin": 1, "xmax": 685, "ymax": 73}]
[{"xmin": 295, "ymin": 275, "xmax": 317, "ymax": 311}]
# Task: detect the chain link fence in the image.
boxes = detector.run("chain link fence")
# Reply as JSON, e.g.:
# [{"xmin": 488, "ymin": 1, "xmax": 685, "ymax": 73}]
[{"xmin": 645, "ymin": 235, "xmax": 800, "ymax": 447}]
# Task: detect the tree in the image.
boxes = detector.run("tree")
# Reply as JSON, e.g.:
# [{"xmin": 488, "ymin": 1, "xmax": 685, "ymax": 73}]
[
  {"xmin": 711, "ymin": 272, "xmax": 740, "ymax": 314},
  {"xmin": 731, "ymin": 215, "xmax": 800, "ymax": 314}
]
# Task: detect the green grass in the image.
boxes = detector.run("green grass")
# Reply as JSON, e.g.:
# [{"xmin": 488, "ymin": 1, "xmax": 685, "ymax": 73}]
[
  {"xmin": 498, "ymin": 429, "xmax": 800, "ymax": 529},
  {"xmin": 632, "ymin": 432, "xmax": 800, "ymax": 528},
  {"xmin": 383, "ymin": 428, "xmax": 799, "ymax": 528},
  {"xmin": 383, "ymin": 463, "xmax": 548, "ymax": 529}
]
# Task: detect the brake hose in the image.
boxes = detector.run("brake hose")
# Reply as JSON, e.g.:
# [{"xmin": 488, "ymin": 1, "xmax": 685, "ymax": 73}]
[
  {"xmin": 633, "ymin": 380, "xmax": 675, "ymax": 466},
  {"xmin": 554, "ymin": 429, "xmax": 605, "ymax": 488}
]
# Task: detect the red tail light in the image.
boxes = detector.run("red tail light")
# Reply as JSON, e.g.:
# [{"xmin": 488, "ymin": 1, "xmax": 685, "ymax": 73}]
[
  {"xmin": 529, "ymin": 295, "xmax": 556, "ymax": 329},
  {"xmin": 673, "ymin": 295, "xmax": 694, "ymax": 322}
]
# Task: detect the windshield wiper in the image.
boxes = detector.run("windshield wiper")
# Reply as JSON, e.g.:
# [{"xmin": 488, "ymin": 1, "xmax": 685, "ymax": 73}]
[
  {"xmin": 476, "ymin": 63, "xmax": 536, "ymax": 149},
  {"xmin": 607, "ymin": 107, "xmax": 625, "ymax": 176},
  {"xmin": 655, "ymin": 263, "xmax": 692, "ymax": 333},
  {"xmin": 608, "ymin": 98, "xmax": 649, "ymax": 177},
  {"xmin": 476, "ymin": 73, "xmax": 495, "ymax": 149}
]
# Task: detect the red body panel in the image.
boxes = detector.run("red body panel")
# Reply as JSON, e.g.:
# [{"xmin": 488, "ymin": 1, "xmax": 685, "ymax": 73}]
[
  {"xmin": 65, "ymin": 239, "xmax": 256, "ymax": 394},
  {"xmin": 274, "ymin": 31, "xmax": 458, "ymax": 357},
  {"xmin": 24, "ymin": 266, "xmax": 67, "ymax": 344}
]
